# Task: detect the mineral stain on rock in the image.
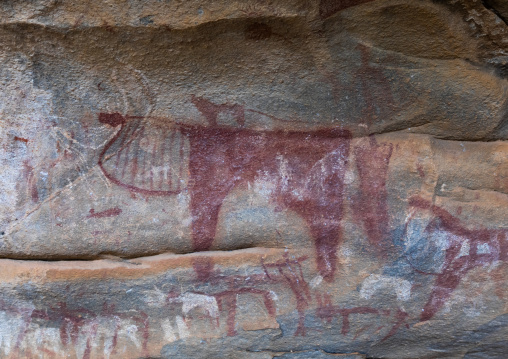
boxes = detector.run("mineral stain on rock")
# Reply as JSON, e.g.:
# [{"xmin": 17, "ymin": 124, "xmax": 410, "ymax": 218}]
[
  {"xmin": 319, "ymin": 0, "xmax": 377, "ymax": 19},
  {"xmin": 244, "ymin": 22, "xmax": 273, "ymax": 41}
]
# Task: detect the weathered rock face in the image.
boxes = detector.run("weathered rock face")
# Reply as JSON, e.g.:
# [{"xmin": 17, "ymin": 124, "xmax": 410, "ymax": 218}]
[{"xmin": 1, "ymin": 0, "xmax": 508, "ymax": 358}]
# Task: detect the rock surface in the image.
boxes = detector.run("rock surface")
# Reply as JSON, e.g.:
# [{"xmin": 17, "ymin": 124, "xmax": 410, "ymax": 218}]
[{"xmin": 0, "ymin": 0, "xmax": 507, "ymax": 358}]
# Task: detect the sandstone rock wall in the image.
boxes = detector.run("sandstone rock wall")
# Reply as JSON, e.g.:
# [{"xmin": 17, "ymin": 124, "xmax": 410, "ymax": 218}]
[{"xmin": 0, "ymin": 0, "xmax": 507, "ymax": 358}]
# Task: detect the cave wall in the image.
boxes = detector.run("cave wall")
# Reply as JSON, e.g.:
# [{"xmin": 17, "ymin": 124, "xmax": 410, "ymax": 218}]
[{"xmin": 0, "ymin": 0, "xmax": 508, "ymax": 358}]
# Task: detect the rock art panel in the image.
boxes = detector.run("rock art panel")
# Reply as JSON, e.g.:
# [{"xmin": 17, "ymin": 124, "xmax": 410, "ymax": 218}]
[
  {"xmin": 0, "ymin": 0, "xmax": 508, "ymax": 358},
  {"xmin": 98, "ymin": 106, "xmax": 351, "ymax": 280}
]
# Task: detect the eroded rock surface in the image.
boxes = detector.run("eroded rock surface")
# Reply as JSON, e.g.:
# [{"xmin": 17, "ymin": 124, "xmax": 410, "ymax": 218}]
[{"xmin": 0, "ymin": 0, "xmax": 507, "ymax": 358}]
